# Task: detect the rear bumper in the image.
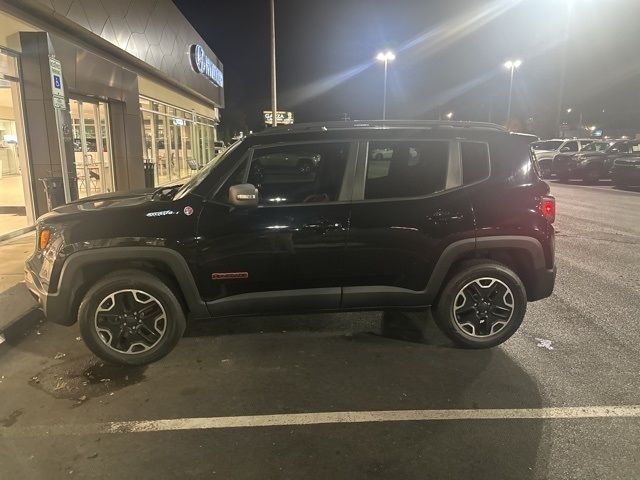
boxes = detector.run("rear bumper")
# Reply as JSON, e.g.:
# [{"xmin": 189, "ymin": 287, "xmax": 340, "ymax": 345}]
[{"xmin": 527, "ymin": 265, "xmax": 556, "ymax": 301}]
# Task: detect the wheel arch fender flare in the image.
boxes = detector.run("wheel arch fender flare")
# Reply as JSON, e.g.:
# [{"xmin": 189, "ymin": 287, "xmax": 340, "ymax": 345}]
[
  {"xmin": 53, "ymin": 247, "xmax": 208, "ymax": 323},
  {"xmin": 424, "ymin": 236, "xmax": 546, "ymax": 303}
]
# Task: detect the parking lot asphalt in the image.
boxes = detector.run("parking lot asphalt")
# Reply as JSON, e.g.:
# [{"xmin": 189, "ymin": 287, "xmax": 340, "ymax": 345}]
[{"xmin": 1, "ymin": 181, "xmax": 639, "ymax": 479}]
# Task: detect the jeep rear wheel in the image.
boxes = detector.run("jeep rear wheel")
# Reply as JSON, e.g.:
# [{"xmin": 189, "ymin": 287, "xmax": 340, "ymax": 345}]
[
  {"xmin": 433, "ymin": 261, "xmax": 526, "ymax": 348},
  {"xmin": 78, "ymin": 270, "xmax": 186, "ymax": 365}
]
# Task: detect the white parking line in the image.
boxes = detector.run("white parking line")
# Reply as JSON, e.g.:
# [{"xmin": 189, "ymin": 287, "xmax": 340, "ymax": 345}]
[{"xmin": 4, "ymin": 405, "xmax": 640, "ymax": 437}]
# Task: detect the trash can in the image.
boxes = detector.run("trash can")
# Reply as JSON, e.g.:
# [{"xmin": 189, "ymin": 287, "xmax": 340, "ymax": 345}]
[
  {"xmin": 39, "ymin": 177, "xmax": 66, "ymax": 210},
  {"xmin": 144, "ymin": 161, "xmax": 155, "ymax": 188}
]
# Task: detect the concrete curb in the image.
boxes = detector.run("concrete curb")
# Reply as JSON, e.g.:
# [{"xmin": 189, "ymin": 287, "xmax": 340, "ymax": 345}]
[
  {"xmin": 0, "ymin": 281, "xmax": 39, "ymax": 340},
  {"xmin": 0, "ymin": 309, "xmax": 43, "ymax": 346}
]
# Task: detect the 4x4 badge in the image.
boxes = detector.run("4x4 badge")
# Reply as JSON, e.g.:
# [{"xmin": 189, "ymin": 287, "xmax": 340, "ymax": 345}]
[{"xmin": 183, "ymin": 206, "xmax": 194, "ymax": 216}]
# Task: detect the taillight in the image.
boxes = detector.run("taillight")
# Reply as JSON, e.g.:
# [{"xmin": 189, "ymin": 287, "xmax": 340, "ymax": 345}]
[
  {"xmin": 540, "ymin": 196, "xmax": 555, "ymax": 223},
  {"xmin": 39, "ymin": 228, "xmax": 51, "ymax": 250}
]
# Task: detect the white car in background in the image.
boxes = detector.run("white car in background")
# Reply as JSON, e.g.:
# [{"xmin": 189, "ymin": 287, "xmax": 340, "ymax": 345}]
[{"xmin": 532, "ymin": 138, "xmax": 594, "ymax": 178}]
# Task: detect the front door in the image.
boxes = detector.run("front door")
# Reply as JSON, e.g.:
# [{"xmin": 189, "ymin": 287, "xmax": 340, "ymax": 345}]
[
  {"xmin": 197, "ymin": 140, "xmax": 357, "ymax": 315},
  {"xmin": 342, "ymin": 138, "xmax": 476, "ymax": 308},
  {"xmin": 69, "ymin": 98, "xmax": 114, "ymax": 199}
]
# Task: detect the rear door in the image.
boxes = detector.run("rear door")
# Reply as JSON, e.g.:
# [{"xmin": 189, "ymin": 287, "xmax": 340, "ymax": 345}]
[{"xmin": 342, "ymin": 137, "xmax": 477, "ymax": 308}]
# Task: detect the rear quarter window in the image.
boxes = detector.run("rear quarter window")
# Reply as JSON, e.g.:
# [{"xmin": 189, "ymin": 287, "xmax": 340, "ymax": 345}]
[{"xmin": 461, "ymin": 142, "xmax": 490, "ymax": 185}]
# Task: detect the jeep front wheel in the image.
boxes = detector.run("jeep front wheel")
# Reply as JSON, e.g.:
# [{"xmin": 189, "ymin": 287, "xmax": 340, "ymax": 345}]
[
  {"xmin": 433, "ymin": 261, "xmax": 526, "ymax": 348},
  {"xmin": 78, "ymin": 270, "xmax": 186, "ymax": 365}
]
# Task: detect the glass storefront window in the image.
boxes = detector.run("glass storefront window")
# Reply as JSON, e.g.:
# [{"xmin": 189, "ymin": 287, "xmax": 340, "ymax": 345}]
[
  {"xmin": 139, "ymin": 97, "xmax": 152, "ymax": 110},
  {"xmin": 0, "ymin": 49, "xmax": 32, "ymax": 237},
  {"xmin": 139, "ymin": 96, "xmax": 217, "ymax": 185},
  {"xmin": 154, "ymin": 112, "xmax": 169, "ymax": 185},
  {"xmin": 0, "ymin": 52, "xmax": 17, "ymax": 77}
]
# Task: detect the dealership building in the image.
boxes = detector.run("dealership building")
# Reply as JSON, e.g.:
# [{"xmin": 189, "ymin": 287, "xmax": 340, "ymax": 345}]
[{"xmin": 0, "ymin": 0, "xmax": 224, "ymax": 238}]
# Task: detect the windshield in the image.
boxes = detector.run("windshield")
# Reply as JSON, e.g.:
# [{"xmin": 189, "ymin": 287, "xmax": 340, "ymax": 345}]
[
  {"xmin": 532, "ymin": 141, "xmax": 563, "ymax": 150},
  {"xmin": 581, "ymin": 142, "xmax": 609, "ymax": 152},
  {"xmin": 172, "ymin": 140, "xmax": 242, "ymax": 200}
]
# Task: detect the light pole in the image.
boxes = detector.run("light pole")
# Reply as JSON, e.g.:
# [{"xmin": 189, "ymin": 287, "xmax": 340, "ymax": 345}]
[
  {"xmin": 270, "ymin": 0, "xmax": 277, "ymax": 127},
  {"xmin": 376, "ymin": 50, "xmax": 395, "ymax": 120},
  {"xmin": 504, "ymin": 59, "xmax": 522, "ymax": 126}
]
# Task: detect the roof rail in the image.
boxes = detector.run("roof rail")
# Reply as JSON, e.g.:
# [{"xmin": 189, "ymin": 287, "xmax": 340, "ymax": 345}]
[{"xmin": 252, "ymin": 120, "xmax": 508, "ymax": 136}]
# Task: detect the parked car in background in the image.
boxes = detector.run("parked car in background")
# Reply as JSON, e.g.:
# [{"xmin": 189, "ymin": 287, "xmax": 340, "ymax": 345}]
[
  {"xmin": 555, "ymin": 139, "xmax": 640, "ymax": 184},
  {"xmin": 611, "ymin": 154, "xmax": 640, "ymax": 188},
  {"xmin": 532, "ymin": 138, "xmax": 594, "ymax": 178},
  {"xmin": 25, "ymin": 120, "xmax": 556, "ymax": 365},
  {"xmin": 553, "ymin": 140, "xmax": 612, "ymax": 182}
]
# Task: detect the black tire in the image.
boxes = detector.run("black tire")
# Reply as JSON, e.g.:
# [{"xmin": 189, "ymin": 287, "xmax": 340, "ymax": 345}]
[
  {"xmin": 78, "ymin": 270, "xmax": 186, "ymax": 366},
  {"xmin": 582, "ymin": 169, "xmax": 600, "ymax": 185},
  {"xmin": 432, "ymin": 261, "xmax": 527, "ymax": 349}
]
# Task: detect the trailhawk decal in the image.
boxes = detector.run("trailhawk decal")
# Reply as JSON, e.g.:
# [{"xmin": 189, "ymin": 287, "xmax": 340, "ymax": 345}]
[{"xmin": 211, "ymin": 272, "xmax": 249, "ymax": 280}]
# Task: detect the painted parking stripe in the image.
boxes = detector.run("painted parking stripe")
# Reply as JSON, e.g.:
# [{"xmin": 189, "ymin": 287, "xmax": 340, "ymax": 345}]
[{"xmin": 3, "ymin": 405, "xmax": 640, "ymax": 437}]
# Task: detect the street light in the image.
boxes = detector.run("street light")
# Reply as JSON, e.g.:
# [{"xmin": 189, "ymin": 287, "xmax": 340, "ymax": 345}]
[
  {"xmin": 376, "ymin": 50, "xmax": 395, "ymax": 120},
  {"xmin": 566, "ymin": 108, "xmax": 572, "ymax": 114},
  {"xmin": 445, "ymin": 111, "xmax": 454, "ymax": 120},
  {"xmin": 504, "ymin": 59, "xmax": 522, "ymax": 126}
]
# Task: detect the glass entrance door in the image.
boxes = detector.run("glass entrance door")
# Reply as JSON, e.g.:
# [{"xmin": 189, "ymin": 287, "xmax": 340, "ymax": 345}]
[{"xmin": 69, "ymin": 98, "xmax": 114, "ymax": 198}]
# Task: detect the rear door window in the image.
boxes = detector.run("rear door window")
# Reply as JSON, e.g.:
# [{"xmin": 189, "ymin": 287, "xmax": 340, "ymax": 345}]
[
  {"xmin": 461, "ymin": 142, "xmax": 490, "ymax": 185},
  {"xmin": 365, "ymin": 141, "xmax": 449, "ymax": 199}
]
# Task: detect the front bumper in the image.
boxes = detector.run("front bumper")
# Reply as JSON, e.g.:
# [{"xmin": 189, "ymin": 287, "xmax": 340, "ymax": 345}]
[{"xmin": 24, "ymin": 264, "xmax": 75, "ymax": 326}]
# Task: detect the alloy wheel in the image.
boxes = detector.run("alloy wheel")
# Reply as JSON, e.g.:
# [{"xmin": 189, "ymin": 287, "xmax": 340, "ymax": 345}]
[
  {"xmin": 94, "ymin": 289, "xmax": 167, "ymax": 354},
  {"xmin": 452, "ymin": 277, "xmax": 515, "ymax": 338}
]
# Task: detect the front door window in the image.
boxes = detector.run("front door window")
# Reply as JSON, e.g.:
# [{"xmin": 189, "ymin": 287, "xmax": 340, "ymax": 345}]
[{"xmin": 247, "ymin": 142, "xmax": 351, "ymax": 205}]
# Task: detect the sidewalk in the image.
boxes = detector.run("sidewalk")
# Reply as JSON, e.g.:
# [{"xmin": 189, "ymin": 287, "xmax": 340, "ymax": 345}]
[{"xmin": 0, "ymin": 233, "xmax": 38, "ymax": 336}]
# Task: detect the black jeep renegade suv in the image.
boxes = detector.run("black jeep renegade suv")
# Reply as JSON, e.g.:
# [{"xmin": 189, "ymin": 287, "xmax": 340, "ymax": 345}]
[{"xmin": 25, "ymin": 121, "xmax": 556, "ymax": 365}]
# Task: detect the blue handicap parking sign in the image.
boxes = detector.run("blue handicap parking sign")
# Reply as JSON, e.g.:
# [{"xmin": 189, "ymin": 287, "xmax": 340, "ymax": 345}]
[{"xmin": 53, "ymin": 75, "xmax": 61, "ymax": 89}]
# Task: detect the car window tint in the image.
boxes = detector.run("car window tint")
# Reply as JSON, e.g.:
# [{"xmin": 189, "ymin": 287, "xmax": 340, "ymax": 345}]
[
  {"xmin": 247, "ymin": 143, "xmax": 349, "ymax": 205},
  {"xmin": 365, "ymin": 141, "xmax": 449, "ymax": 199},
  {"xmin": 461, "ymin": 142, "xmax": 490, "ymax": 185}
]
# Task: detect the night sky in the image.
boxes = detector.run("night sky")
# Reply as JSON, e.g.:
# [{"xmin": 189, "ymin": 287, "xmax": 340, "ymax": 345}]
[{"xmin": 174, "ymin": 0, "xmax": 640, "ymax": 138}]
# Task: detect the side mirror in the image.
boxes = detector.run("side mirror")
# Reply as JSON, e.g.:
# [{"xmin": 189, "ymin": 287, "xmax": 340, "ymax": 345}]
[{"xmin": 229, "ymin": 183, "xmax": 258, "ymax": 207}]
